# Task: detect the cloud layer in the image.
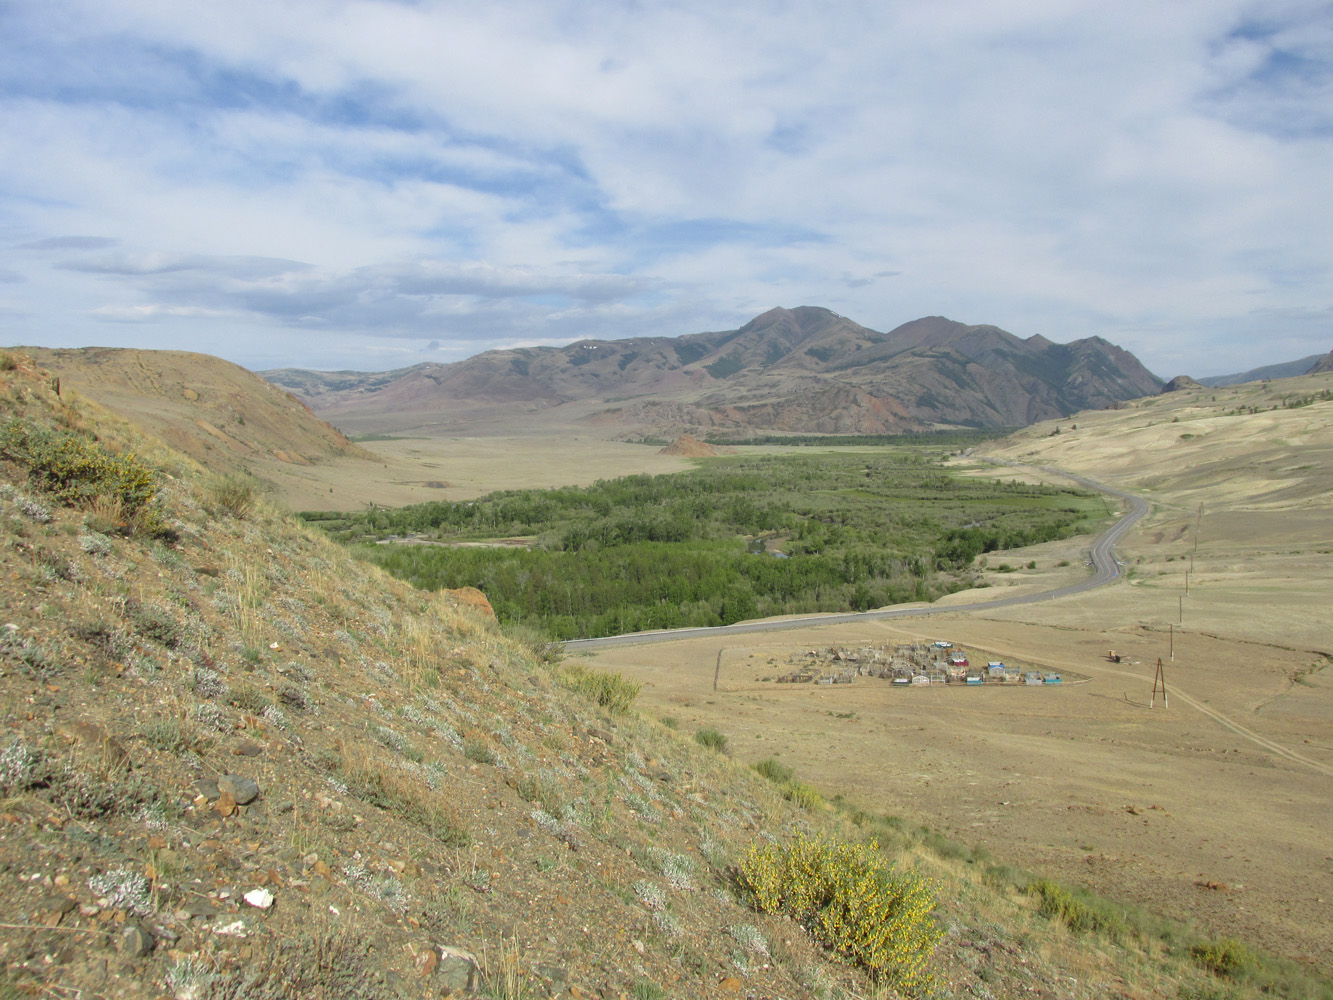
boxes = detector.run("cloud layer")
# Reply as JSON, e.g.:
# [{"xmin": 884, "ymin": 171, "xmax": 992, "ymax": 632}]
[{"xmin": 2, "ymin": 0, "xmax": 1330, "ymax": 374}]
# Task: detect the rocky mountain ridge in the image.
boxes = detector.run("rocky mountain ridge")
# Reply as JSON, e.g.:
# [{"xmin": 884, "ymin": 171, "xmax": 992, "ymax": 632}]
[{"xmin": 263, "ymin": 307, "xmax": 1164, "ymax": 436}]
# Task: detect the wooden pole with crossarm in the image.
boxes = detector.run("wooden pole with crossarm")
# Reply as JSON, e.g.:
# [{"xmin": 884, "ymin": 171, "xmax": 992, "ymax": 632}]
[{"xmin": 1150, "ymin": 657, "xmax": 1168, "ymax": 709}]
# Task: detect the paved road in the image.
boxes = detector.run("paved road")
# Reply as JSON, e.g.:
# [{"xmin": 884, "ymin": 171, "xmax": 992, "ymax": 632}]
[{"xmin": 564, "ymin": 464, "xmax": 1151, "ymax": 652}]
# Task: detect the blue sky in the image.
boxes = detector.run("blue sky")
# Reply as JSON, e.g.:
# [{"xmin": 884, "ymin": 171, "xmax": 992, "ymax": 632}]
[{"xmin": 1, "ymin": 0, "xmax": 1330, "ymax": 376}]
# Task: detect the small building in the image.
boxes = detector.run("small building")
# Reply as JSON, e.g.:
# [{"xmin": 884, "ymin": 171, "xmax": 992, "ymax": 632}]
[
  {"xmin": 965, "ymin": 671, "xmax": 984, "ymax": 685},
  {"xmin": 987, "ymin": 662, "xmax": 1006, "ymax": 679},
  {"xmin": 910, "ymin": 674, "xmax": 931, "ymax": 686},
  {"xmin": 1004, "ymin": 667, "xmax": 1021, "ymax": 683},
  {"xmin": 1023, "ymin": 671, "xmax": 1044, "ymax": 686},
  {"xmin": 1043, "ymin": 672, "xmax": 1062, "ymax": 684},
  {"xmin": 949, "ymin": 653, "xmax": 969, "ymax": 668},
  {"xmin": 933, "ymin": 640, "xmax": 952, "ymax": 649}
]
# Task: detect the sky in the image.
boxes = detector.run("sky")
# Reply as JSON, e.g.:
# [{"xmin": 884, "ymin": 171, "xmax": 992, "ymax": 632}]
[{"xmin": 1, "ymin": 1, "xmax": 1330, "ymax": 377}]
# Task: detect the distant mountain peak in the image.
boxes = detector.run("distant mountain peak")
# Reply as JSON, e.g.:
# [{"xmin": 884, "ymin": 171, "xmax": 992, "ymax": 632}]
[{"xmin": 262, "ymin": 308, "xmax": 1163, "ymax": 437}]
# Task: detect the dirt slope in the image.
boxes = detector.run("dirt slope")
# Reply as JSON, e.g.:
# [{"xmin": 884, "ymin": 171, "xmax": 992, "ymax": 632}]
[{"xmin": 24, "ymin": 345, "xmax": 372, "ymax": 477}]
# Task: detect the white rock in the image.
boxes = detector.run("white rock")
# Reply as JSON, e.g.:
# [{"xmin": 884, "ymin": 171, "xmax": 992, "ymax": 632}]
[{"xmin": 243, "ymin": 888, "xmax": 274, "ymax": 909}]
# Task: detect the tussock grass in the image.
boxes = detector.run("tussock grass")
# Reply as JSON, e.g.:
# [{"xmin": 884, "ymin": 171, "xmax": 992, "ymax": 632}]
[
  {"xmin": 694, "ymin": 726, "xmax": 728, "ymax": 752},
  {"xmin": 341, "ymin": 755, "xmax": 471, "ymax": 847},
  {"xmin": 555, "ymin": 663, "xmax": 641, "ymax": 714}
]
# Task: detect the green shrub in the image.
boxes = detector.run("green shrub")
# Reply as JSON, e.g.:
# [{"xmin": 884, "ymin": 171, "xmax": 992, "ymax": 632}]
[
  {"xmin": 555, "ymin": 664, "xmax": 641, "ymax": 714},
  {"xmin": 737, "ymin": 833, "xmax": 940, "ymax": 995},
  {"xmin": 1189, "ymin": 938, "xmax": 1254, "ymax": 978},
  {"xmin": 781, "ymin": 780, "xmax": 826, "ymax": 811},
  {"xmin": 694, "ymin": 727, "xmax": 728, "ymax": 752},
  {"xmin": 0, "ymin": 418, "xmax": 162, "ymax": 532},
  {"xmin": 1028, "ymin": 878, "xmax": 1127, "ymax": 938},
  {"xmin": 752, "ymin": 757, "xmax": 794, "ymax": 783}
]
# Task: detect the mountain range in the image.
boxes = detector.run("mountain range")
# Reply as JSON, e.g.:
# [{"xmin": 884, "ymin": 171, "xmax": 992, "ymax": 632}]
[
  {"xmin": 1197, "ymin": 351, "xmax": 1333, "ymax": 387},
  {"xmin": 263, "ymin": 307, "xmax": 1164, "ymax": 436}
]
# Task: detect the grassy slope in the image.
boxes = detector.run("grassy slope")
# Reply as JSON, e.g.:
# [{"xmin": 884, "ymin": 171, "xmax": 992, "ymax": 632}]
[{"xmin": 0, "ymin": 351, "xmax": 1317, "ymax": 1000}]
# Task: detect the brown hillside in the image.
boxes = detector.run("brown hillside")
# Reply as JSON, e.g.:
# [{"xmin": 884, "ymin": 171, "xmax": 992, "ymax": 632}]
[
  {"xmin": 24, "ymin": 346, "xmax": 372, "ymax": 479},
  {"xmin": 657, "ymin": 434, "xmax": 719, "ymax": 456},
  {"xmin": 1161, "ymin": 375, "xmax": 1204, "ymax": 392}
]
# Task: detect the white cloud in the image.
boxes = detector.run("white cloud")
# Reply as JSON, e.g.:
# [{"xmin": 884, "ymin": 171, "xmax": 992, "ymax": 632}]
[{"xmin": 0, "ymin": 0, "xmax": 1329, "ymax": 376}]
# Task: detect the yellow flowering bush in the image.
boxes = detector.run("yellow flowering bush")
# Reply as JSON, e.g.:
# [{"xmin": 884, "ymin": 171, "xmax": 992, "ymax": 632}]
[
  {"xmin": 0, "ymin": 417, "xmax": 162, "ymax": 532},
  {"xmin": 737, "ymin": 833, "xmax": 941, "ymax": 995}
]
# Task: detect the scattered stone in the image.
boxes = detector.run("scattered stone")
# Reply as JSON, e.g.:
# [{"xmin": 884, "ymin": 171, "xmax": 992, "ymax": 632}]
[
  {"xmin": 243, "ymin": 888, "xmax": 274, "ymax": 909},
  {"xmin": 233, "ymin": 741, "xmax": 264, "ymax": 757},
  {"xmin": 218, "ymin": 774, "xmax": 260, "ymax": 805},
  {"xmin": 193, "ymin": 778, "xmax": 220, "ymax": 802},
  {"xmin": 33, "ymin": 895, "xmax": 76, "ymax": 927},
  {"xmin": 415, "ymin": 949, "xmax": 439, "ymax": 977},
  {"xmin": 536, "ymin": 964, "xmax": 568, "ymax": 985},
  {"xmin": 437, "ymin": 945, "xmax": 480, "ymax": 992},
  {"xmin": 214, "ymin": 791, "xmax": 237, "ymax": 817},
  {"xmin": 718, "ymin": 977, "xmax": 743, "ymax": 992},
  {"xmin": 120, "ymin": 922, "xmax": 155, "ymax": 957}
]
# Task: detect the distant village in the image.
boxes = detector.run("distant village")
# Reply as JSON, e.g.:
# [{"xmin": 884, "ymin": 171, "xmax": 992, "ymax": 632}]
[{"xmin": 767, "ymin": 641, "xmax": 1066, "ymax": 687}]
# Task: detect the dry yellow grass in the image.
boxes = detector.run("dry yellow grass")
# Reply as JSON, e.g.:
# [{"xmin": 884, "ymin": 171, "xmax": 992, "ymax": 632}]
[{"xmin": 575, "ymin": 374, "xmax": 1333, "ymax": 973}]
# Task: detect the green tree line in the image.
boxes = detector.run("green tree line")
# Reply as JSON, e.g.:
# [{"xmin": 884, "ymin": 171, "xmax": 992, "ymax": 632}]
[{"xmin": 304, "ymin": 451, "xmax": 1107, "ymax": 639}]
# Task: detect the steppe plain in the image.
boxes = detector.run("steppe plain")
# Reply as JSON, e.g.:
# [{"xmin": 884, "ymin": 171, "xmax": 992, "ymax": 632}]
[{"xmin": 293, "ymin": 374, "xmax": 1333, "ymax": 972}]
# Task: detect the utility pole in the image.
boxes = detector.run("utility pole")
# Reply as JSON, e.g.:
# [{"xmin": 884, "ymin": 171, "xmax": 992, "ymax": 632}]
[
  {"xmin": 713, "ymin": 650, "xmax": 722, "ymax": 692},
  {"xmin": 1169, "ymin": 623, "xmax": 1174, "ymax": 662},
  {"xmin": 1151, "ymin": 657, "xmax": 1168, "ymax": 708}
]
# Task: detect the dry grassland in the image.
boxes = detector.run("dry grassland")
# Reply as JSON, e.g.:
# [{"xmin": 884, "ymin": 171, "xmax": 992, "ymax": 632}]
[
  {"xmin": 263, "ymin": 435, "xmax": 696, "ymax": 511},
  {"xmin": 270, "ymin": 372, "xmax": 1333, "ymax": 971},
  {"xmin": 575, "ymin": 375, "xmax": 1333, "ymax": 973}
]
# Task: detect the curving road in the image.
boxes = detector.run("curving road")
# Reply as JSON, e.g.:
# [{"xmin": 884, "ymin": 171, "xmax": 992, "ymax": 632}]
[{"xmin": 564, "ymin": 463, "xmax": 1151, "ymax": 652}]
